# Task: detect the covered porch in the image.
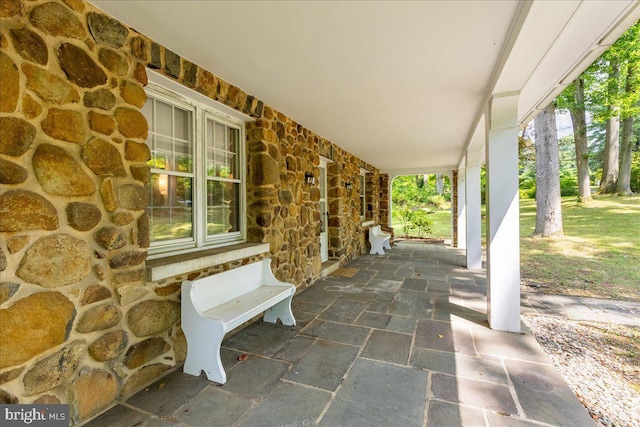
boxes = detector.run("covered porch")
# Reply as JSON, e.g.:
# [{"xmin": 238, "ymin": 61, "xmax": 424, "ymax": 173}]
[
  {"xmin": 85, "ymin": 243, "xmax": 593, "ymax": 427},
  {"xmin": 93, "ymin": 0, "xmax": 640, "ymax": 333},
  {"xmin": 2, "ymin": 1, "xmax": 639, "ymax": 424}
]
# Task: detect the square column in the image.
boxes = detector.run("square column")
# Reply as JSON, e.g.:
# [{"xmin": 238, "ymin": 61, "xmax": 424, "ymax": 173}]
[
  {"xmin": 457, "ymin": 168, "xmax": 467, "ymax": 249},
  {"xmin": 485, "ymin": 93, "xmax": 520, "ymax": 332},
  {"xmin": 465, "ymin": 163, "xmax": 482, "ymax": 269}
]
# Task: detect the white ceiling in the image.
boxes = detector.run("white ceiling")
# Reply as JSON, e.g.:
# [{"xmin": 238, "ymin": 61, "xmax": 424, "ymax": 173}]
[{"xmin": 91, "ymin": 0, "xmax": 639, "ymax": 174}]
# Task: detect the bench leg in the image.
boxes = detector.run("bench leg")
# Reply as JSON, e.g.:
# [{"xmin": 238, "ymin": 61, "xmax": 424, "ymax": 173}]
[
  {"xmin": 370, "ymin": 239, "xmax": 385, "ymax": 255},
  {"xmin": 183, "ymin": 322, "xmax": 227, "ymax": 384},
  {"xmin": 263, "ymin": 296, "xmax": 296, "ymax": 326},
  {"xmin": 383, "ymin": 238, "xmax": 391, "ymax": 250}
]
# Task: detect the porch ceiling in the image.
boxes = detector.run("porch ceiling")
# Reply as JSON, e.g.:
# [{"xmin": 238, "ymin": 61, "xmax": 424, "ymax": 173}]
[{"xmin": 90, "ymin": 1, "xmax": 639, "ymax": 174}]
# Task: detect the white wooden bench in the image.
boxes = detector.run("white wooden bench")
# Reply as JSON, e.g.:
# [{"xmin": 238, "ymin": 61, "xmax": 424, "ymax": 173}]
[
  {"xmin": 181, "ymin": 258, "xmax": 296, "ymax": 384},
  {"xmin": 369, "ymin": 225, "xmax": 391, "ymax": 255}
]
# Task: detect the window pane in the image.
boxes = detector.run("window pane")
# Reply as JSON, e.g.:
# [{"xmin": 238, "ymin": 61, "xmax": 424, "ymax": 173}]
[
  {"xmin": 228, "ymin": 128, "xmax": 239, "ymax": 179},
  {"xmin": 154, "ymin": 136, "xmax": 172, "ymax": 170},
  {"xmin": 174, "ymin": 108, "xmax": 189, "ymax": 140},
  {"xmin": 206, "ymin": 119, "xmax": 219, "ymax": 177},
  {"xmin": 156, "ymin": 101, "xmax": 173, "ymax": 137},
  {"xmin": 175, "ymin": 139, "xmax": 192, "ymax": 173},
  {"xmin": 207, "ymin": 180, "xmax": 239, "ymax": 235},
  {"xmin": 147, "ymin": 174, "xmax": 193, "ymax": 242},
  {"xmin": 207, "ymin": 119, "xmax": 239, "ymax": 179},
  {"xmin": 214, "ymin": 122, "xmax": 225, "ymax": 150}
]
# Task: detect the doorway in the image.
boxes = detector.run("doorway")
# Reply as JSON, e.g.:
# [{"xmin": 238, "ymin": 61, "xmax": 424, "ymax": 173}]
[{"xmin": 319, "ymin": 160, "xmax": 329, "ymax": 262}]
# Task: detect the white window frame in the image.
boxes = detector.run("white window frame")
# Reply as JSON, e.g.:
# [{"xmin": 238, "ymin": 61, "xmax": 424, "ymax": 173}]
[
  {"xmin": 359, "ymin": 169, "xmax": 368, "ymax": 221},
  {"xmin": 144, "ymin": 78, "xmax": 247, "ymax": 259}
]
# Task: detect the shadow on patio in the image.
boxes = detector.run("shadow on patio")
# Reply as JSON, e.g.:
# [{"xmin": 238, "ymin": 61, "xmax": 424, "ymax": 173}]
[{"xmin": 85, "ymin": 243, "xmax": 594, "ymax": 427}]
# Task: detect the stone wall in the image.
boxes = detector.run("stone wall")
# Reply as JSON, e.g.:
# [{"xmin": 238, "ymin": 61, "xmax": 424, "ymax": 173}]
[
  {"xmin": 245, "ymin": 107, "xmax": 380, "ymax": 287},
  {"xmin": 1, "ymin": 0, "xmax": 157, "ymax": 421},
  {"xmin": 0, "ymin": 0, "xmax": 385, "ymax": 424}
]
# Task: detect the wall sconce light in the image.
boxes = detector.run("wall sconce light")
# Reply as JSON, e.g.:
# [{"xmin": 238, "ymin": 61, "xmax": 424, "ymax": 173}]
[
  {"xmin": 345, "ymin": 182, "xmax": 353, "ymax": 191},
  {"xmin": 304, "ymin": 172, "xmax": 315, "ymax": 185}
]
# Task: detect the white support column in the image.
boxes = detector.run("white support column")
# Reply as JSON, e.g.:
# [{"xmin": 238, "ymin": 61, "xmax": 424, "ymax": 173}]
[
  {"xmin": 485, "ymin": 93, "xmax": 520, "ymax": 333},
  {"xmin": 465, "ymin": 161, "xmax": 482, "ymax": 270},
  {"xmin": 457, "ymin": 168, "xmax": 467, "ymax": 249}
]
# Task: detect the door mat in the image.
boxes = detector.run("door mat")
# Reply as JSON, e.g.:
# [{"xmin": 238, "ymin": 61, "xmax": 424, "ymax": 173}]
[{"xmin": 329, "ymin": 268, "xmax": 359, "ymax": 278}]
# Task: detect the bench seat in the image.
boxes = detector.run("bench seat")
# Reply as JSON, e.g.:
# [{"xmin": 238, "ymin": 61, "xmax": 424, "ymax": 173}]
[{"xmin": 202, "ymin": 285, "xmax": 295, "ymax": 331}]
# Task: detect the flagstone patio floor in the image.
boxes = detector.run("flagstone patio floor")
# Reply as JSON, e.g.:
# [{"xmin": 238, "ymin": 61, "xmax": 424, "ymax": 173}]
[{"xmin": 85, "ymin": 242, "xmax": 596, "ymax": 427}]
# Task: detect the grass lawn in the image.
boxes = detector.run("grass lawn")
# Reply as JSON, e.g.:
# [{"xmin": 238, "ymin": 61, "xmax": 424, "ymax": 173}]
[
  {"xmin": 519, "ymin": 194, "xmax": 640, "ymax": 302},
  {"xmin": 391, "ymin": 209, "xmax": 452, "ymax": 240}
]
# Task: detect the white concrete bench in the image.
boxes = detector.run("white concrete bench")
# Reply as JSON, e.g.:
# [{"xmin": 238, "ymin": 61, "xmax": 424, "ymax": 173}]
[
  {"xmin": 181, "ymin": 259, "xmax": 296, "ymax": 384},
  {"xmin": 369, "ymin": 225, "xmax": 391, "ymax": 255}
]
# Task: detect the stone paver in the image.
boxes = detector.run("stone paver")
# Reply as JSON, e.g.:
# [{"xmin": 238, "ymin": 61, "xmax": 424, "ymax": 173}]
[
  {"xmin": 85, "ymin": 242, "xmax": 607, "ymax": 427},
  {"xmin": 319, "ymin": 359, "xmax": 428, "ymax": 427},
  {"xmin": 175, "ymin": 388, "xmax": 253, "ymax": 426},
  {"xmin": 431, "ymin": 373, "xmax": 518, "ymax": 414},
  {"xmin": 415, "ymin": 319, "xmax": 476, "ymax": 355},
  {"xmin": 285, "ymin": 340, "xmax": 359, "ymax": 391},
  {"xmin": 301, "ymin": 319, "xmax": 370, "ymax": 346},
  {"xmin": 521, "ymin": 293, "xmax": 640, "ymax": 327},
  {"xmin": 506, "ymin": 359, "xmax": 596, "ymax": 427},
  {"xmin": 223, "ymin": 356, "xmax": 289, "ymax": 398},
  {"xmin": 360, "ymin": 330, "xmax": 412, "ymax": 365},
  {"xmin": 427, "ymin": 400, "xmax": 485, "ymax": 427},
  {"xmin": 238, "ymin": 382, "xmax": 331, "ymax": 427},
  {"xmin": 125, "ymin": 369, "xmax": 210, "ymax": 416}
]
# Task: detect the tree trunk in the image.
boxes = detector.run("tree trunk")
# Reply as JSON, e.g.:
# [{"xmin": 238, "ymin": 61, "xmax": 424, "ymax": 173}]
[
  {"xmin": 569, "ymin": 77, "xmax": 592, "ymax": 202},
  {"xmin": 617, "ymin": 115, "xmax": 634, "ymax": 194},
  {"xmin": 533, "ymin": 103, "xmax": 564, "ymax": 237},
  {"xmin": 600, "ymin": 60, "xmax": 621, "ymax": 193},
  {"xmin": 617, "ymin": 63, "xmax": 636, "ymax": 195},
  {"xmin": 435, "ymin": 173, "xmax": 443, "ymax": 195}
]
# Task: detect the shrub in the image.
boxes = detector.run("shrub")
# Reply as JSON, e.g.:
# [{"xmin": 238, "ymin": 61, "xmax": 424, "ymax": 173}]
[
  {"xmin": 427, "ymin": 194, "xmax": 449, "ymax": 210},
  {"xmin": 412, "ymin": 210, "xmax": 433, "ymax": 238},
  {"xmin": 397, "ymin": 206, "xmax": 414, "ymax": 238},
  {"xmin": 631, "ymin": 151, "xmax": 640, "ymax": 193},
  {"xmin": 560, "ymin": 169, "xmax": 578, "ymax": 196}
]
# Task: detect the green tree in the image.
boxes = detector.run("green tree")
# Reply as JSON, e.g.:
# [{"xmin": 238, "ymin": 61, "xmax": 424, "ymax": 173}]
[
  {"xmin": 616, "ymin": 22, "xmax": 640, "ymax": 194},
  {"xmin": 557, "ymin": 76, "xmax": 592, "ymax": 201},
  {"xmin": 588, "ymin": 22, "xmax": 640, "ymax": 193}
]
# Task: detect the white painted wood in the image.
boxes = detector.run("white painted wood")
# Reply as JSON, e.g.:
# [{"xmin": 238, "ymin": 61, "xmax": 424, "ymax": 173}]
[
  {"xmin": 369, "ymin": 225, "xmax": 391, "ymax": 255},
  {"xmin": 456, "ymin": 168, "xmax": 466, "ymax": 250},
  {"xmin": 147, "ymin": 243, "xmax": 269, "ymax": 281},
  {"xmin": 319, "ymin": 161, "xmax": 329, "ymax": 262},
  {"xmin": 202, "ymin": 285, "xmax": 294, "ymax": 330},
  {"xmin": 465, "ymin": 164, "xmax": 482, "ymax": 270},
  {"xmin": 181, "ymin": 258, "xmax": 296, "ymax": 384},
  {"xmin": 485, "ymin": 95, "xmax": 521, "ymax": 333}
]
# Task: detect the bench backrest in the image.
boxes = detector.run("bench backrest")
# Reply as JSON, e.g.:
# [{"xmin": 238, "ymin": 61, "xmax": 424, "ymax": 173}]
[
  {"xmin": 371, "ymin": 225, "xmax": 383, "ymax": 236},
  {"xmin": 188, "ymin": 259, "xmax": 268, "ymax": 314}
]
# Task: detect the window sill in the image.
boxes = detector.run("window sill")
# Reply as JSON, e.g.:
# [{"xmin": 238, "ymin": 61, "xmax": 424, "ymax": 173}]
[
  {"xmin": 146, "ymin": 242, "xmax": 270, "ymax": 282},
  {"xmin": 362, "ymin": 220, "xmax": 375, "ymax": 227}
]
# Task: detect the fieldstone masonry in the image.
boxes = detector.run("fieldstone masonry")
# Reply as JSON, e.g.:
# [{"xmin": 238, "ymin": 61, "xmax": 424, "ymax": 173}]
[{"xmin": 0, "ymin": 0, "xmax": 387, "ymax": 424}]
